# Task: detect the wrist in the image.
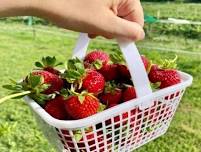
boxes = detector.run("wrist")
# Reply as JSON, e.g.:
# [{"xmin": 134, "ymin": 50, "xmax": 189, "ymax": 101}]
[{"xmin": 30, "ymin": 0, "xmax": 72, "ymax": 26}]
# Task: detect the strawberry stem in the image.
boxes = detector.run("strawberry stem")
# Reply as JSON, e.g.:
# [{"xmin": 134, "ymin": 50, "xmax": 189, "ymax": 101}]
[{"xmin": 0, "ymin": 91, "xmax": 31, "ymax": 104}]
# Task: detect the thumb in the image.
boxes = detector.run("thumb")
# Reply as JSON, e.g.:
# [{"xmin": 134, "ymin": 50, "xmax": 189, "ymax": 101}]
[{"xmin": 104, "ymin": 14, "xmax": 145, "ymax": 41}]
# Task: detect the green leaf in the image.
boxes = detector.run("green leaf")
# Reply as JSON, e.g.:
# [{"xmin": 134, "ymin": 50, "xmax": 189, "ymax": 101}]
[
  {"xmin": 39, "ymin": 84, "xmax": 50, "ymax": 92},
  {"xmin": 55, "ymin": 62, "xmax": 63, "ymax": 66},
  {"xmin": 77, "ymin": 68, "xmax": 85, "ymax": 76},
  {"xmin": 46, "ymin": 56, "xmax": 56, "ymax": 66},
  {"xmin": 9, "ymin": 78, "xmax": 17, "ymax": 84},
  {"xmin": 93, "ymin": 60, "xmax": 103, "ymax": 70},
  {"xmin": 29, "ymin": 75, "xmax": 43, "ymax": 88},
  {"xmin": 74, "ymin": 130, "xmax": 82, "ymax": 142},
  {"xmin": 78, "ymin": 95, "xmax": 85, "ymax": 104},
  {"xmin": 75, "ymin": 63, "xmax": 85, "ymax": 71},
  {"xmin": 38, "ymin": 56, "xmax": 62, "ymax": 68},
  {"xmin": 159, "ymin": 55, "xmax": 178, "ymax": 69},
  {"xmin": 30, "ymin": 93, "xmax": 54, "ymax": 105},
  {"xmin": 2, "ymin": 82, "xmax": 23, "ymax": 92},
  {"xmin": 63, "ymin": 58, "xmax": 86, "ymax": 83},
  {"xmin": 67, "ymin": 58, "xmax": 84, "ymax": 70},
  {"xmin": 35, "ymin": 62, "xmax": 43, "ymax": 68},
  {"xmin": 150, "ymin": 82, "xmax": 161, "ymax": 91},
  {"xmin": 64, "ymin": 70, "xmax": 83, "ymax": 83},
  {"xmin": 60, "ymin": 89, "xmax": 70, "ymax": 97},
  {"xmin": 2, "ymin": 85, "xmax": 18, "ymax": 91},
  {"xmin": 104, "ymin": 81, "xmax": 116, "ymax": 93},
  {"xmin": 98, "ymin": 103, "xmax": 106, "ymax": 112},
  {"xmin": 67, "ymin": 59, "xmax": 75, "ymax": 70},
  {"xmin": 42, "ymin": 57, "xmax": 47, "ymax": 66},
  {"xmin": 110, "ymin": 52, "xmax": 125, "ymax": 64}
]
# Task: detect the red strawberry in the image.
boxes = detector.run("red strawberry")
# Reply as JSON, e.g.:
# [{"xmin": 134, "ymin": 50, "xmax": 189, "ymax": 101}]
[
  {"xmin": 82, "ymin": 70, "xmax": 105, "ymax": 94},
  {"xmin": 35, "ymin": 56, "xmax": 62, "ymax": 75},
  {"xmin": 44, "ymin": 96, "xmax": 70, "ymax": 120},
  {"xmin": 122, "ymin": 86, "xmax": 137, "ymax": 102},
  {"xmin": 64, "ymin": 93, "xmax": 102, "ymax": 119},
  {"xmin": 32, "ymin": 71, "xmax": 63, "ymax": 94},
  {"xmin": 43, "ymin": 67, "xmax": 60, "ymax": 75},
  {"xmin": 159, "ymin": 70, "xmax": 181, "ymax": 89},
  {"xmin": 84, "ymin": 50, "xmax": 110, "ymax": 68},
  {"xmin": 148, "ymin": 64, "xmax": 162, "ymax": 83},
  {"xmin": 100, "ymin": 89, "xmax": 122, "ymax": 106},
  {"xmin": 141, "ymin": 55, "xmax": 150, "ymax": 71},
  {"xmin": 0, "ymin": 71, "xmax": 63, "ymax": 105},
  {"xmin": 149, "ymin": 67, "xmax": 181, "ymax": 89},
  {"xmin": 98, "ymin": 64, "xmax": 118, "ymax": 81},
  {"xmin": 149, "ymin": 56, "xmax": 181, "ymax": 89},
  {"xmin": 99, "ymin": 81, "xmax": 122, "ymax": 106},
  {"xmin": 117, "ymin": 64, "xmax": 131, "ymax": 80},
  {"xmin": 111, "ymin": 54, "xmax": 150, "ymax": 81},
  {"xmin": 64, "ymin": 59, "xmax": 105, "ymax": 94}
]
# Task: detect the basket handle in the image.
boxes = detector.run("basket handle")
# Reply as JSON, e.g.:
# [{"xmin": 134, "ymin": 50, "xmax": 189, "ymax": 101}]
[{"xmin": 73, "ymin": 33, "xmax": 153, "ymax": 109}]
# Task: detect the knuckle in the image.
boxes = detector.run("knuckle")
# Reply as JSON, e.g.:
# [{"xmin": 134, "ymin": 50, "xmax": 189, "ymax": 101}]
[{"xmin": 131, "ymin": 29, "xmax": 145, "ymax": 41}]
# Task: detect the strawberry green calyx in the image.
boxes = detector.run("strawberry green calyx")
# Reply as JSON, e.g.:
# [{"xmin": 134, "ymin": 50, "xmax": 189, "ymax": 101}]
[
  {"xmin": 67, "ymin": 87, "xmax": 94, "ymax": 104},
  {"xmin": 23, "ymin": 74, "xmax": 50, "ymax": 92},
  {"xmin": 77, "ymin": 92, "xmax": 95, "ymax": 104},
  {"xmin": 91, "ymin": 59, "xmax": 103, "ymax": 70},
  {"xmin": 159, "ymin": 55, "xmax": 178, "ymax": 70},
  {"xmin": 98, "ymin": 103, "xmax": 106, "ymax": 112},
  {"xmin": 74, "ymin": 130, "xmax": 83, "ymax": 142},
  {"xmin": 85, "ymin": 59, "xmax": 104, "ymax": 70},
  {"xmin": 63, "ymin": 58, "xmax": 86, "ymax": 83},
  {"xmin": 0, "ymin": 74, "xmax": 55, "ymax": 105},
  {"xmin": 150, "ymin": 82, "xmax": 161, "ymax": 91},
  {"xmin": 74, "ymin": 127, "xmax": 93, "ymax": 142},
  {"xmin": 104, "ymin": 81, "xmax": 118, "ymax": 94},
  {"xmin": 146, "ymin": 60, "xmax": 153, "ymax": 74},
  {"xmin": 110, "ymin": 52, "xmax": 125, "ymax": 64},
  {"xmin": 35, "ymin": 56, "xmax": 63, "ymax": 69},
  {"xmin": 59, "ymin": 88, "xmax": 70, "ymax": 98}
]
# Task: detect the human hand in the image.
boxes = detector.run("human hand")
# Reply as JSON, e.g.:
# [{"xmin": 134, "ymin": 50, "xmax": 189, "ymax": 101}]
[
  {"xmin": 0, "ymin": 0, "xmax": 145, "ymax": 41},
  {"xmin": 41, "ymin": 0, "xmax": 145, "ymax": 40}
]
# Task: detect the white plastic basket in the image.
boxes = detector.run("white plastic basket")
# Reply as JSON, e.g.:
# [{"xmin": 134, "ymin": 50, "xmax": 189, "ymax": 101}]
[{"xmin": 24, "ymin": 33, "xmax": 192, "ymax": 152}]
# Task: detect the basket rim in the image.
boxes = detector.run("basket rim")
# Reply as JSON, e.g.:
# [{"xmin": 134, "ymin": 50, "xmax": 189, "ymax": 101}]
[{"xmin": 24, "ymin": 71, "xmax": 193, "ymax": 129}]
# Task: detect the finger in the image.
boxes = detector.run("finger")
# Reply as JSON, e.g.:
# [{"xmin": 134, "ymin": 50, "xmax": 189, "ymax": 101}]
[
  {"xmin": 118, "ymin": 0, "xmax": 144, "ymax": 27},
  {"xmin": 88, "ymin": 34, "xmax": 113, "ymax": 39},
  {"xmin": 104, "ymin": 13, "xmax": 145, "ymax": 41},
  {"xmin": 88, "ymin": 34, "xmax": 97, "ymax": 39},
  {"xmin": 103, "ymin": 35, "xmax": 114, "ymax": 39}
]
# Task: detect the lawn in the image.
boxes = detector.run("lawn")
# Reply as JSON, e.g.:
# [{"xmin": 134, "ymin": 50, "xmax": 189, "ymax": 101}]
[
  {"xmin": 142, "ymin": 2, "xmax": 201, "ymax": 21},
  {"xmin": 0, "ymin": 3, "xmax": 201, "ymax": 152}
]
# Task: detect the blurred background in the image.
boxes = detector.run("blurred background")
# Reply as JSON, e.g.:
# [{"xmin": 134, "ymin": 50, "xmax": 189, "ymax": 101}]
[{"xmin": 0, "ymin": 0, "xmax": 201, "ymax": 152}]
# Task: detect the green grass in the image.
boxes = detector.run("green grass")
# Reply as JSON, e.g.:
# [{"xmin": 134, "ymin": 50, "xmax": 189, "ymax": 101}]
[
  {"xmin": 0, "ymin": 23, "xmax": 201, "ymax": 152},
  {"xmin": 142, "ymin": 2, "xmax": 201, "ymax": 21}
]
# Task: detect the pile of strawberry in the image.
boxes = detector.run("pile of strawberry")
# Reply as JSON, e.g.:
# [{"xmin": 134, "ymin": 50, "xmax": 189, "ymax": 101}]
[{"xmin": 0, "ymin": 50, "xmax": 181, "ymax": 121}]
